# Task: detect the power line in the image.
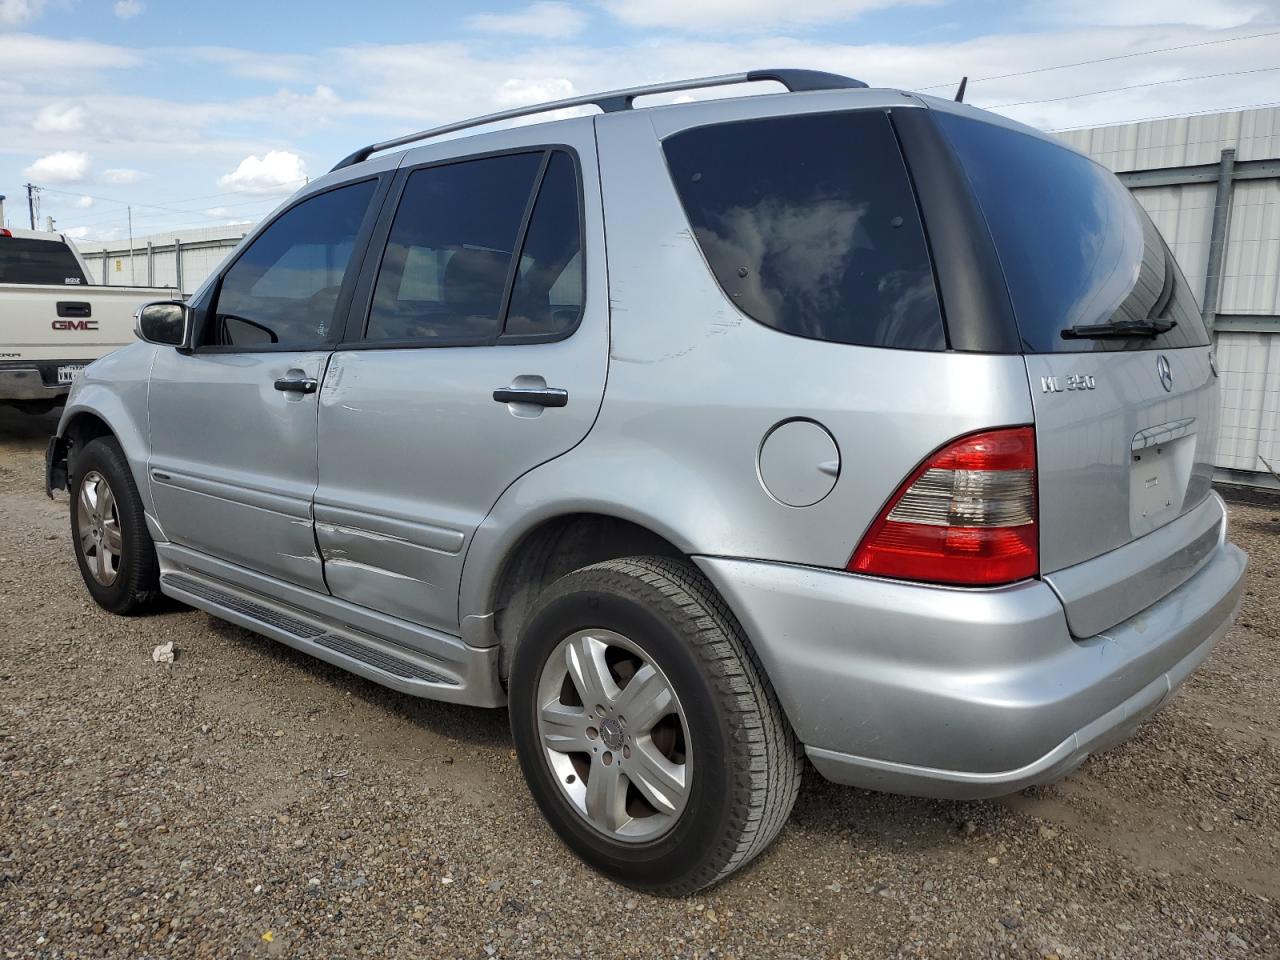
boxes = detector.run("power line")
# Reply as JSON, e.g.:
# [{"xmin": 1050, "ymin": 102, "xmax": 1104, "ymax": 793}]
[
  {"xmin": 913, "ymin": 28, "xmax": 1280, "ymax": 92},
  {"xmin": 63, "ymin": 193, "xmax": 286, "ymax": 229},
  {"xmin": 38, "ymin": 181, "xmax": 305, "ymax": 224},
  {"xmin": 985, "ymin": 64, "xmax": 1280, "ymax": 109}
]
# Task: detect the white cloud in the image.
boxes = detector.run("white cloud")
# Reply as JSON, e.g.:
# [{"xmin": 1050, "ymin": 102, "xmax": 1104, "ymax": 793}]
[
  {"xmin": 495, "ymin": 76, "xmax": 577, "ymax": 107},
  {"xmin": 0, "ymin": 0, "xmax": 44, "ymax": 28},
  {"xmin": 101, "ymin": 168, "xmax": 145, "ymax": 185},
  {"xmin": 601, "ymin": 0, "xmax": 936, "ymax": 32},
  {"xmin": 1046, "ymin": 0, "xmax": 1269, "ymax": 29},
  {"xmin": 217, "ymin": 150, "xmax": 308, "ymax": 194},
  {"xmin": 467, "ymin": 2, "xmax": 589, "ymax": 39},
  {"xmin": 113, "ymin": 0, "xmax": 143, "ymax": 19},
  {"xmin": 74, "ymin": 195, "xmax": 93, "ymax": 209},
  {"xmin": 33, "ymin": 102, "xmax": 86, "ymax": 132},
  {"xmin": 188, "ymin": 46, "xmax": 312, "ymax": 83},
  {"xmin": 0, "ymin": 33, "xmax": 137, "ymax": 73},
  {"xmin": 24, "ymin": 150, "xmax": 90, "ymax": 184},
  {"xmin": 63, "ymin": 226, "xmax": 93, "ymax": 240}
]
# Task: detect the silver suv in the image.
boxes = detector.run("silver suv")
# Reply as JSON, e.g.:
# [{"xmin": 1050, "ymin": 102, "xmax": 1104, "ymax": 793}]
[{"xmin": 46, "ymin": 69, "xmax": 1247, "ymax": 895}]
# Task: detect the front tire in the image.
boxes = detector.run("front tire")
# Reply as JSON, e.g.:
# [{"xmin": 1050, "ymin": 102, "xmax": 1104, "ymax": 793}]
[
  {"xmin": 509, "ymin": 557, "xmax": 802, "ymax": 895},
  {"xmin": 69, "ymin": 436, "xmax": 161, "ymax": 614}
]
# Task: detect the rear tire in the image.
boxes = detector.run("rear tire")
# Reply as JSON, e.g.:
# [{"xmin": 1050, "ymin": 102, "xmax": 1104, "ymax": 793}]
[
  {"xmin": 69, "ymin": 436, "xmax": 161, "ymax": 615},
  {"xmin": 509, "ymin": 556, "xmax": 802, "ymax": 895}
]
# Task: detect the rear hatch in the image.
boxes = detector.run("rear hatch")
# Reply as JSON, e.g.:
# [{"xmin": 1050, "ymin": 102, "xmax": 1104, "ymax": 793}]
[{"xmin": 933, "ymin": 109, "xmax": 1221, "ymax": 637}]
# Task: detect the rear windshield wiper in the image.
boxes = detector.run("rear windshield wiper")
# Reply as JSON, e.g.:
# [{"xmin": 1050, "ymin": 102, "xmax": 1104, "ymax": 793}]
[{"xmin": 1060, "ymin": 318, "xmax": 1177, "ymax": 341}]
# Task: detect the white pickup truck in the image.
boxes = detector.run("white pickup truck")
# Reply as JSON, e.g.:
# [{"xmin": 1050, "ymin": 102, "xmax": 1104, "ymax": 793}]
[{"xmin": 1, "ymin": 227, "xmax": 178, "ymax": 412}]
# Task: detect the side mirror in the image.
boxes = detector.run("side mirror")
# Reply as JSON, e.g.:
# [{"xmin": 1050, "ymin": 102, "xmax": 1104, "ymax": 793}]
[{"xmin": 135, "ymin": 300, "xmax": 191, "ymax": 348}]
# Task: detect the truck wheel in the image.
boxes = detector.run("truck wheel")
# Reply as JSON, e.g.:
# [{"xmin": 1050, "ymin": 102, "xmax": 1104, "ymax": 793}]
[
  {"xmin": 69, "ymin": 437, "xmax": 161, "ymax": 614},
  {"xmin": 509, "ymin": 557, "xmax": 802, "ymax": 895}
]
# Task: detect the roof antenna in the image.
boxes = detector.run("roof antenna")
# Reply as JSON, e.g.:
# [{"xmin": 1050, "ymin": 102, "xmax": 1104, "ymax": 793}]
[{"xmin": 954, "ymin": 76, "xmax": 968, "ymax": 102}]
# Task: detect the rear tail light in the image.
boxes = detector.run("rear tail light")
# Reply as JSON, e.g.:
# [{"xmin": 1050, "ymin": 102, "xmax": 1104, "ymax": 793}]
[
  {"xmin": 848, "ymin": 426, "xmax": 1037, "ymax": 586},
  {"xmin": 0, "ymin": 229, "xmax": 11, "ymax": 238}
]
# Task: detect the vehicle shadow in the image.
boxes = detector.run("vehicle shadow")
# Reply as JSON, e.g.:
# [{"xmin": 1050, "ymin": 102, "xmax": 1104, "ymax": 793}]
[
  {"xmin": 200, "ymin": 610, "xmax": 1006, "ymax": 838},
  {"xmin": 201, "ymin": 613, "xmax": 513, "ymax": 750},
  {"xmin": 0, "ymin": 403, "xmax": 61, "ymax": 445}
]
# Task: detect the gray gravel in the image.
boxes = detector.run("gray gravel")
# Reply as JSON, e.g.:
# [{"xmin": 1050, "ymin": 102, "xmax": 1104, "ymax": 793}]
[{"xmin": 2, "ymin": 404, "xmax": 1278, "ymax": 958}]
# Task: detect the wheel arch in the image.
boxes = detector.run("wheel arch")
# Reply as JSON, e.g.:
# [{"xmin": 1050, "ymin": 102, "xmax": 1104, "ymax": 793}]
[
  {"xmin": 54, "ymin": 384, "xmax": 157, "ymax": 522},
  {"xmin": 475, "ymin": 510, "xmax": 687, "ymax": 677}
]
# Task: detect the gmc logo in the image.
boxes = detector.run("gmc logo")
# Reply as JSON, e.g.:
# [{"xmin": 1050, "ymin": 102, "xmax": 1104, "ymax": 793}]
[{"xmin": 51, "ymin": 319, "xmax": 98, "ymax": 331}]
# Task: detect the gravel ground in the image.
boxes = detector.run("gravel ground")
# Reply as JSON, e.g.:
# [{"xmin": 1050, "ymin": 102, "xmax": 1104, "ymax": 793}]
[{"xmin": 2, "ymin": 404, "xmax": 1278, "ymax": 959}]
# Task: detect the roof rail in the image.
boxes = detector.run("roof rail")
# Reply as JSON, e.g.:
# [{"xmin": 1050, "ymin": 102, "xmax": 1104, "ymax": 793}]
[{"xmin": 330, "ymin": 68, "xmax": 868, "ymax": 171}]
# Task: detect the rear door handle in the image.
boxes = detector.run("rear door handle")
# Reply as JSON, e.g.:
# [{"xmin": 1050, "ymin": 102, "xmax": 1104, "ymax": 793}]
[
  {"xmin": 492, "ymin": 386, "xmax": 568, "ymax": 407},
  {"xmin": 274, "ymin": 377, "xmax": 318, "ymax": 394}
]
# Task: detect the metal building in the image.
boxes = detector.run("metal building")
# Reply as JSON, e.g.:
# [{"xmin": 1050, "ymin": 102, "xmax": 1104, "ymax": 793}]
[
  {"xmin": 1059, "ymin": 106, "xmax": 1280, "ymax": 488},
  {"xmin": 77, "ymin": 223, "xmax": 250, "ymax": 297}
]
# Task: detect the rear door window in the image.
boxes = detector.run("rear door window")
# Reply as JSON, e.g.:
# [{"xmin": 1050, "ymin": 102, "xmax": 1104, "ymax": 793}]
[
  {"xmin": 662, "ymin": 110, "xmax": 945, "ymax": 350},
  {"xmin": 0, "ymin": 238, "xmax": 87, "ymax": 285},
  {"xmin": 363, "ymin": 149, "xmax": 583, "ymax": 344},
  {"xmin": 364, "ymin": 152, "xmax": 543, "ymax": 343},
  {"xmin": 934, "ymin": 113, "xmax": 1208, "ymax": 353}
]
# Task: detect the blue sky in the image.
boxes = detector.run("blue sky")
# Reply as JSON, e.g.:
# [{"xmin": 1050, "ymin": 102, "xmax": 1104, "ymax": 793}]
[{"xmin": 2, "ymin": 0, "xmax": 1278, "ymax": 241}]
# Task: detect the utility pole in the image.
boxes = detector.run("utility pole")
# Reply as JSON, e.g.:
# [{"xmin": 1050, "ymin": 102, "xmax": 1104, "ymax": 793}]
[{"xmin": 25, "ymin": 183, "xmax": 36, "ymax": 230}]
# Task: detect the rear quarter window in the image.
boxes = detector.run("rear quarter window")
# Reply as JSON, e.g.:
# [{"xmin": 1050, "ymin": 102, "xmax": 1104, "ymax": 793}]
[{"xmin": 662, "ymin": 110, "xmax": 945, "ymax": 351}]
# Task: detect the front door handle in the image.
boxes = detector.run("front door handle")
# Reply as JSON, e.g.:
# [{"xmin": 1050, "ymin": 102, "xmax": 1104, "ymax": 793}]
[
  {"xmin": 492, "ymin": 386, "xmax": 568, "ymax": 407},
  {"xmin": 274, "ymin": 377, "xmax": 318, "ymax": 394}
]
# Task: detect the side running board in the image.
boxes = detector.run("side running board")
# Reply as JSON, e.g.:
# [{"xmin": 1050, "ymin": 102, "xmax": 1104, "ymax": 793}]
[{"xmin": 162, "ymin": 572, "xmax": 465, "ymax": 697}]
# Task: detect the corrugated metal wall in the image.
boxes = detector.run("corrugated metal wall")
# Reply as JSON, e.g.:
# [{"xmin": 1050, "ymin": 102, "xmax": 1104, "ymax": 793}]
[
  {"xmin": 1214, "ymin": 333, "xmax": 1280, "ymax": 472},
  {"xmin": 77, "ymin": 223, "xmax": 250, "ymax": 296}
]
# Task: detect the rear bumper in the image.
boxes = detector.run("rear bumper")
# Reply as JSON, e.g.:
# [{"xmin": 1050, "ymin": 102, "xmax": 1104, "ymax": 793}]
[
  {"xmin": 695, "ymin": 535, "xmax": 1246, "ymax": 800},
  {"xmin": 0, "ymin": 360, "xmax": 90, "ymax": 401}
]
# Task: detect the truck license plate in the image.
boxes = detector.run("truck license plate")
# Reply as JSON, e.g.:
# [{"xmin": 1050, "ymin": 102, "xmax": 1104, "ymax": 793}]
[{"xmin": 57, "ymin": 364, "xmax": 86, "ymax": 384}]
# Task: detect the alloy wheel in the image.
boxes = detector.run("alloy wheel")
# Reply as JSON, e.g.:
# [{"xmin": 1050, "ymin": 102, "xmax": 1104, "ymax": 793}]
[
  {"xmin": 77, "ymin": 470, "xmax": 122, "ymax": 586},
  {"xmin": 535, "ymin": 629, "xmax": 691, "ymax": 842}
]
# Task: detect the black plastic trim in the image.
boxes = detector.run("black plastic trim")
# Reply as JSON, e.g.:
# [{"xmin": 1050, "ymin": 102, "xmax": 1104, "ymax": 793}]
[
  {"xmin": 55, "ymin": 301, "xmax": 91, "ymax": 318},
  {"xmin": 492, "ymin": 387, "xmax": 568, "ymax": 407},
  {"xmin": 745, "ymin": 68, "xmax": 868, "ymax": 91},
  {"xmin": 890, "ymin": 107, "xmax": 1022, "ymax": 354}
]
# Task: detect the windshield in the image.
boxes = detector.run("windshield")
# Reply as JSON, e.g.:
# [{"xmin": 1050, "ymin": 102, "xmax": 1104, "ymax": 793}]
[
  {"xmin": 934, "ymin": 112, "xmax": 1208, "ymax": 353},
  {"xmin": 0, "ymin": 237, "xmax": 87, "ymax": 286}
]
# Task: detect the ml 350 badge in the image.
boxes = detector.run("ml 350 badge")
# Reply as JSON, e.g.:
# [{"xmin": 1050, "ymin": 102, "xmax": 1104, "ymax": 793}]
[{"xmin": 1040, "ymin": 373, "xmax": 1096, "ymax": 393}]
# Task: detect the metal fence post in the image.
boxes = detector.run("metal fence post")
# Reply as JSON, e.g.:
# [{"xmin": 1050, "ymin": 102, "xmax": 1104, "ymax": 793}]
[
  {"xmin": 174, "ymin": 238, "xmax": 183, "ymax": 295},
  {"xmin": 1201, "ymin": 147, "xmax": 1236, "ymax": 335},
  {"xmin": 146, "ymin": 241, "xmax": 154, "ymax": 287}
]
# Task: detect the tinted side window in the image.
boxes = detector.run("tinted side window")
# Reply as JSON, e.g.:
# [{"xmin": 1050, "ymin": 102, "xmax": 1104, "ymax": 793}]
[
  {"xmin": 0, "ymin": 239, "xmax": 87, "ymax": 285},
  {"xmin": 210, "ymin": 180, "xmax": 376, "ymax": 348},
  {"xmin": 505, "ymin": 152, "xmax": 584, "ymax": 338},
  {"xmin": 663, "ymin": 111, "xmax": 945, "ymax": 350},
  {"xmin": 365, "ymin": 153, "xmax": 543, "ymax": 342},
  {"xmin": 935, "ymin": 113, "xmax": 1208, "ymax": 353}
]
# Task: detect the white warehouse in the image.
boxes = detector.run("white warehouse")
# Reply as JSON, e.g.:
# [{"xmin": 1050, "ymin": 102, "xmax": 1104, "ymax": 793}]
[{"xmin": 81, "ymin": 104, "xmax": 1280, "ymax": 487}]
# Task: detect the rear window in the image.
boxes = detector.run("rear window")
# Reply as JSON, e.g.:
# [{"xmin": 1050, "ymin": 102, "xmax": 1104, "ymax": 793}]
[
  {"xmin": 663, "ymin": 110, "xmax": 945, "ymax": 350},
  {"xmin": 935, "ymin": 113, "xmax": 1208, "ymax": 353},
  {"xmin": 0, "ymin": 237, "xmax": 87, "ymax": 286}
]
